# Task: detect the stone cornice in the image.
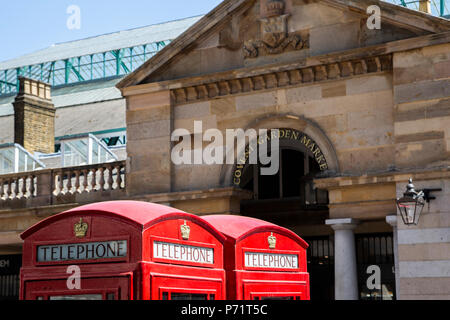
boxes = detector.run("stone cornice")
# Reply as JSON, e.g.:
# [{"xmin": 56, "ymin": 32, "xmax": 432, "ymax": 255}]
[
  {"xmin": 323, "ymin": 0, "xmax": 450, "ymax": 33},
  {"xmin": 120, "ymin": 30, "xmax": 450, "ymax": 98},
  {"xmin": 314, "ymin": 166, "xmax": 450, "ymax": 189},
  {"xmin": 129, "ymin": 187, "xmax": 253, "ymax": 204},
  {"xmin": 171, "ymin": 54, "xmax": 392, "ymax": 105},
  {"xmin": 326, "ymin": 218, "xmax": 360, "ymax": 230}
]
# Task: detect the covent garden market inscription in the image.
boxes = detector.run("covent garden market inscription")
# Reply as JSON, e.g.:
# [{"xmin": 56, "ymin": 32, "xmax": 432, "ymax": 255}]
[{"xmin": 233, "ymin": 129, "xmax": 329, "ymax": 186}]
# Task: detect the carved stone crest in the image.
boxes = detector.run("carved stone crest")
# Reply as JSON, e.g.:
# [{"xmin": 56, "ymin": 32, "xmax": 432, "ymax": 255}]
[{"xmin": 243, "ymin": 0, "xmax": 308, "ymax": 59}]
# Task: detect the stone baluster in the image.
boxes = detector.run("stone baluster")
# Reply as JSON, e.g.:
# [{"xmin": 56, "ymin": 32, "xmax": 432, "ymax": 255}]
[
  {"xmin": 3, "ymin": 179, "xmax": 8, "ymax": 199},
  {"xmin": 98, "ymin": 167, "xmax": 105, "ymax": 191},
  {"xmin": 10, "ymin": 179, "xmax": 14, "ymax": 199},
  {"xmin": 74, "ymin": 170, "xmax": 80, "ymax": 193},
  {"xmin": 13, "ymin": 178, "xmax": 19, "ymax": 199},
  {"xmin": 21, "ymin": 176, "xmax": 27, "ymax": 198},
  {"xmin": 66, "ymin": 170, "xmax": 72, "ymax": 194},
  {"xmin": 121, "ymin": 163, "xmax": 125, "ymax": 189},
  {"xmin": 51, "ymin": 173, "xmax": 57, "ymax": 196},
  {"xmin": 57, "ymin": 171, "xmax": 64, "ymax": 196},
  {"xmin": 91, "ymin": 168, "xmax": 97, "ymax": 191},
  {"xmin": 0, "ymin": 179, "xmax": 3, "ymax": 199},
  {"xmin": 107, "ymin": 165, "xmax": 114, "ymax": 191},
  {"xmin": 29, "ymin": 175, "xmax": 35, "ymax": 197},
  {"xmin": 115, "ymin": 165, "xmax": 122, "ymax": 190},
  {"xmin": 82, "ymin": 169, "xmax": 89, "ymax": 193},
  {"xmin": 5, "ymin": 179, "xmax": 10, "ymax": 199}
]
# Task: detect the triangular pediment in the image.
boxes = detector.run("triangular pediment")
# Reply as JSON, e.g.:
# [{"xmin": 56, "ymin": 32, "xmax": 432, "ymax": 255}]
[{"xmin": 117, "ymin": 0, "xmax": 450, "ymax": 89}]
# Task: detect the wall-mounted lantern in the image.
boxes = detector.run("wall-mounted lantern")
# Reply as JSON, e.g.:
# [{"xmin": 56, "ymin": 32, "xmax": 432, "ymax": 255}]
[{"xmin": 396, "ymin": 179, "xmax": 441, "ymax": 226}]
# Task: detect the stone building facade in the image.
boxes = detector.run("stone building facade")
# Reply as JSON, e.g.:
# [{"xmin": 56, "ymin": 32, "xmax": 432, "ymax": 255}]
[
  {"xmin": 117, "ymin": 0, "xmax": 450, "ymax": 300},
  {"xmin": 0, "ymin": 0, "xmax": 449, "ymax": 300}
]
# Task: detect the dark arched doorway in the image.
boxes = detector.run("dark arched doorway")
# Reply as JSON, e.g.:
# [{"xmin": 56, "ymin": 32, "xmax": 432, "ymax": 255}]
[{"xmin": 235, "ymin": 129, "xmax": 334, "ymax": 300}]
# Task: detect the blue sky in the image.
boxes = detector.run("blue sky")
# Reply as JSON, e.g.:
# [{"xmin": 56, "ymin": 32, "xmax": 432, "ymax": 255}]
[{"xmin": 0, "ymin": 0, "xmax": 223, "ymax": 63}]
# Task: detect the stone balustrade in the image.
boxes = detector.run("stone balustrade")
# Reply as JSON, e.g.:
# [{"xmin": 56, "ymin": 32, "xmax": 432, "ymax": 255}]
[
  {"xmin": 0, "ymin": 174, "xmax": 37, "ymax": 200},
  {"xmin": 53, "ymin": 162, "xmax": 125, "ymax": 196},
  {"xmin": 0, "ymin": 161, "xmax": 126, "ymax": 210}
]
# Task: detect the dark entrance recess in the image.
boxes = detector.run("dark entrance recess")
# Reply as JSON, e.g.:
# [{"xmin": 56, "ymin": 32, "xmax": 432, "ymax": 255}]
[
  {"xmin": 0, "ymin": 255, "xmax": 22, "ymax": 301},
  {"xmin": 304, "ymin": 233, "xmax": 396, "ymax": 301},
  {"xmin": 304, "ymin": 236, "xmax": 335, "ymax": 301},
  {"xmin": 238, "ymin": 145, "xmax": 332, "ymax": 300},
  {"xmin": 356, "ymin": 233, "xmax": 396, "ymax": 300},
  {"xmin": 239, "ymin": 148, "xmax": 329, "ymax": 226}
]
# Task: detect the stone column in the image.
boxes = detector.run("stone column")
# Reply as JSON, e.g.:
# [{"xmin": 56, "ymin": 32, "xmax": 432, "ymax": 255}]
[
  {"xmin": 326, "ymin": 218, "xmax": 360, "ymax": 300},
  {"xmin": 386, "ymin": 215, "xmax": 400, "ymax": 300}
]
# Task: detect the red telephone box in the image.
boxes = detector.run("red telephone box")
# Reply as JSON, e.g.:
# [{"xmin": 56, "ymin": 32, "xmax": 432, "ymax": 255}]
[
  {"xmin": 20, "ymin": 201, "xmax": 226, "ymax": 300},
  {"xmin": 203, "ymin": 215, "xmax": 310, "ymax": 300}
]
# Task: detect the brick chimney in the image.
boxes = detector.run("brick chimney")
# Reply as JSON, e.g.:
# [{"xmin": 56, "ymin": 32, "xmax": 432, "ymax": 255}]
[
  {"xmin": 419, "ymin": 0, "xmax": 431, "ymax": 14},
  {"xmin": 13, "ymin": 77, "xmax": 55, "ymax": 154}
]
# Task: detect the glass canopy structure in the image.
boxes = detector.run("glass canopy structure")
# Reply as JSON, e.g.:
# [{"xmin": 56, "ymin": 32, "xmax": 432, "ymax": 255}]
[
  {"xmin": 0, "ymin": 144, "xmax": 45, "ymax": 175},
  {"xmin": 0, "ymin": 41, "xmax": 169, "ymax": 96},
  {"xmin": 0, "ymin": 15, "xmax": 203, "ymax": 97},
  {"xmin": 60, "ymin": 134, "xmax": 118, "ymax": 167},
  {"xmin": 383, "ymin": 0, "xmax": 449, "ymax": 17}
]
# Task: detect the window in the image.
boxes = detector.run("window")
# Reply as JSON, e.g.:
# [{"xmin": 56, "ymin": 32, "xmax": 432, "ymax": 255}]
[{"xmin": 240, "ymin": 148, "xmax": 328, "ymax": 205}]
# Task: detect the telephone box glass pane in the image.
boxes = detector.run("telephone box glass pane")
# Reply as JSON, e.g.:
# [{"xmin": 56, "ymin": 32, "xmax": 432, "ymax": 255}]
[
  {"xmin": 260, "ymin": 296, "xmax": 295, "ymax": 300},
  {"xmin": 170, "ymin": 293, "xmax": 208, "ymax": 300},
  {"xmin": 49, "ymin": 294, "xmax": 102, "ymax": 300},
  {"xmin": 106, "ymin": 293, "xmax": 116, "ymax": 300}
]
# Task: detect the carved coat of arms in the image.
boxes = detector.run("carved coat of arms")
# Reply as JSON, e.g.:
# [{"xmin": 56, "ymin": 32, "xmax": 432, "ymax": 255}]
[{"xmin": 244, "ymin": 0, "xmax": 308, "ymax": 59}]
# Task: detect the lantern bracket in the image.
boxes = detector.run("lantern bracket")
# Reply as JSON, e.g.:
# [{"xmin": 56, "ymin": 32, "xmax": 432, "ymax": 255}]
[{"xmin": 422, "ymin": 188, "xmax": 442, "ymax": 203}]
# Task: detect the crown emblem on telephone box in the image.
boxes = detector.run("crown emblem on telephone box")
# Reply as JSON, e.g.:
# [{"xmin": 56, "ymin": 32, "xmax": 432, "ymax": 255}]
[
  {"xmin": 74, "ymin": 218, "xmax": 88, "ymax": 238},
  {"xmin": 180, "ymin": 221, "xmax": 191, "ymax": 240},
  {"xmin": 268, "ymin": 233, "xmax": 277, "ymax": 249}
]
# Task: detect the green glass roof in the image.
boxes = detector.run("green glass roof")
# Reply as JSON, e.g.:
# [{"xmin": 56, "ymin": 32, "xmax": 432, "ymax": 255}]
[{"xmin": 0, "ymin": 15, "xmax": 202, "ymax": 96}]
